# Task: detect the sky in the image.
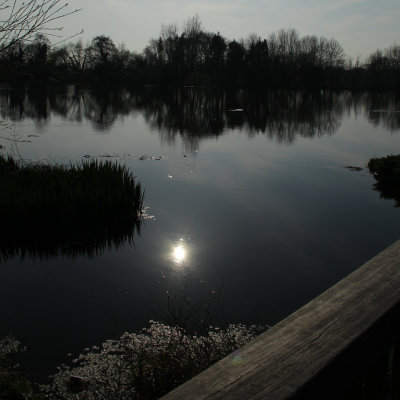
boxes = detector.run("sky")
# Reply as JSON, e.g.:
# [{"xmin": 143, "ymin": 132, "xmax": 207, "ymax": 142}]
[{"xmin": 61, "ymin": 0, "xmax": 399, "ymax": 60}]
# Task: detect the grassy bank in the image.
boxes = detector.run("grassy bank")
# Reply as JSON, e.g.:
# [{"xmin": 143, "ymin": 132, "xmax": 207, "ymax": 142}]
[
  {"xmin": 368, "ymin": 154, "xmax": 400, "ymax": 206},
  {"xmin": 0, "ymin": 155, "xmax": 143, "ymax": 241}
]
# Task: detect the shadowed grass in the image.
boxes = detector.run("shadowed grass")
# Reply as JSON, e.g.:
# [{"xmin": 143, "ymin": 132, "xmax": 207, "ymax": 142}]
[
  {"xmin": 0, "ymin": 155, "xmax": 143, "ymax": 245},
  {"xmin": 368, "ymin": 154, "xmax": 400, "ymax": 206}
]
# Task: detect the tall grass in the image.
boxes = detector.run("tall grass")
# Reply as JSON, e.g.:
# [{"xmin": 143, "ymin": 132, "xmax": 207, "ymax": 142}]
[{"xmin": 0, "ymin": 155, "xmax": 143, "ymax": 242}]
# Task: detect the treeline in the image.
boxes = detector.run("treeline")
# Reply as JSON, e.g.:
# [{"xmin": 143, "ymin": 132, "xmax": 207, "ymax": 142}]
[{"xmin": 1, "ymin": 16, "xmax": 399, "ymax": 90}]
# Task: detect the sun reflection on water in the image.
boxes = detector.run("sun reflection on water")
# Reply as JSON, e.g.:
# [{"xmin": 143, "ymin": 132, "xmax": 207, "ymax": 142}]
[
  {"xmin": 173, "ymin": 244, "xmax": 186, "ymax": 262},
  {"xmin": 171, "ymin": 238, "xmax": 188, "ymax": 265}
]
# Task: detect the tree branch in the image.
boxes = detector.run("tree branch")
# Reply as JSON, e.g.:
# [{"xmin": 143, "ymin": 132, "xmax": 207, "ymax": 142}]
[{"xmin": 0, "ymin": 0, "xmax": 81, "ymax": 53}]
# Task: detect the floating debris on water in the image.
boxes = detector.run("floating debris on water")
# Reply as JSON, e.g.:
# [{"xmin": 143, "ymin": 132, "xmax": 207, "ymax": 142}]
[
  {"xmin": 99, "ymin": 153, "xmax": 119, "ymax": 158},
  {"xmin": 371, "ymin": 109, "xmax": 400, "ymax": 113},
  {"xmin": 82, "ymin": 154, "xmax": 165, "ymax": 161},
  {"xmin": 140, "ymin": 207, "xmax": 155, "ymax": 220},
  {"xmin": 344, "ymin": 166, "xmax": 363, "ymax": 172},
  {"xmin": 136, "ymin": 155, "xmax": 166, "ymax": 161},
  {"xmin": 227, "ymin": 108, "xmax": 244, "ymax": 112}
]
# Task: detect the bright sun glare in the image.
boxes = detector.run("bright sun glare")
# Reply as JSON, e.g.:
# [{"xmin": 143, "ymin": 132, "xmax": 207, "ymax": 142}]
[{"xmin": 173, "ymin": 245, "xmax": 185, "ymax": 262}]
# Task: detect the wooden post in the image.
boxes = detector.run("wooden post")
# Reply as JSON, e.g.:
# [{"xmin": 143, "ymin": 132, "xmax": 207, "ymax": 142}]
[{"xmin": 161, "ymin": 240, "xmax": 400, "ymax": 400}]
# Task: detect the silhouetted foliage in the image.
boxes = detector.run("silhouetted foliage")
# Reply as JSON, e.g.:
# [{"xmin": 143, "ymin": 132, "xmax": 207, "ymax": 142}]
[
  {"xmin": 0, "ymin": 337, "xmax": 43, "ymax": 399},
  {"xmin": 366, "ymin": 44, "xmax": 400, "ymax": 90},
  {"xmin": 369, "ymin": 154, "xmax": 400, "ymax": 207},
  {"xmin": 0, "ymin": 155, "xmax": 143, "ymax": 261},
  {"xmin": 0, "ymin": 15, "xmax": 398, "ymax": 89}
]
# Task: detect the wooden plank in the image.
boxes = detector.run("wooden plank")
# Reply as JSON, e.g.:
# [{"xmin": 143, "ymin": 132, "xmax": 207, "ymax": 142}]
[{"xmin": 161, "ymin": 240, "xmax": 400, "ymax": 400}]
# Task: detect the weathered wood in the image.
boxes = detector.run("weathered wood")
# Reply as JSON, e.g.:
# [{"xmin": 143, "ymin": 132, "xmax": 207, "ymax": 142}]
[{"xmin": 161, "ymin": 240, "xmax": 400, "ymax": 400}]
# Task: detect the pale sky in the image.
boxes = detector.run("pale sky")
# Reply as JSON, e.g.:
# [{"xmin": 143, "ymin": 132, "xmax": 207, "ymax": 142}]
[{"xmin": 62, "ymin": 0, "xmax": 399, "ymax": 60}]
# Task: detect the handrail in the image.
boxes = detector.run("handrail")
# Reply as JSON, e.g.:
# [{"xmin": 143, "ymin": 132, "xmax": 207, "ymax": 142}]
[{"xmin": 161, "ymin": 240, "xmax": 400, "ymax": 399}]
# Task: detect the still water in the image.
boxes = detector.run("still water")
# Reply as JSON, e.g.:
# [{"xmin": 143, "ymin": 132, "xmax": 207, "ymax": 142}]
[{"xmin": 1, "ymin": 86, "xmax": 400, "ymax": 376}]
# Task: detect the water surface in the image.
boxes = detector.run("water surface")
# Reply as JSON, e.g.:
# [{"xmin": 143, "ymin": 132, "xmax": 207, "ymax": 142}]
[{"xmin": 1, "ymin": 87, "xmax": 399, "ymax": 375}]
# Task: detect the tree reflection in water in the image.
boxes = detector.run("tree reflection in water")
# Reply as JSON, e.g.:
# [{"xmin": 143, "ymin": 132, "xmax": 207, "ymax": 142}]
[{"xmin": 1, "ymin": 86, "xmax": 399, "ymax": 151}]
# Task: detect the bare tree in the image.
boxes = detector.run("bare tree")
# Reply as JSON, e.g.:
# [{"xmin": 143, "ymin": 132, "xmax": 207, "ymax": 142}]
[
  {"xmin": 66, "ymin": 38, "xmax": 88, "ymax": 72},
  {"xmin": 160, "ymin": 23, "xmax": 179, "ymax": 65},
  {"xmin": 183, "ymin": 14, "xmax": 203, "ymax": 68},
  {"xmin": 183, "ymin": 14, "xmax": 202, "ymax": 38},
  {"xmin": 0, "ymin": 0, "xmax": 81, "ymax": 53}
]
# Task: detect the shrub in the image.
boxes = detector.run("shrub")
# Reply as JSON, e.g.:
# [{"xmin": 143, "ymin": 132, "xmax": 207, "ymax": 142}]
[
  {"xmin": 368, "ymin": 154, "xmax": 400, "ymax": 206},
  {"xmin": 43, "ymin": 321, "xmax": 265, "ymax": 400}
]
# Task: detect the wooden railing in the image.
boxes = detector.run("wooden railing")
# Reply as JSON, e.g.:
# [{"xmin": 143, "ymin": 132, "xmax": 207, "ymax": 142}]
[{"xmin": 161, "ymin": 240, "xmax": 400, "ymax": 399}]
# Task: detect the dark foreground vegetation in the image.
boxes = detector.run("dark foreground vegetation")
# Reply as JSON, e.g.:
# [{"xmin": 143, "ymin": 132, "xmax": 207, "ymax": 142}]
[
  {"xmin": 368, "ymin": 154, "xmax": 400, "ymax": 206},
  {"xmin": 0, "ymin": 337, "xmax": 43, "ymax": 400},
  {"xmin": 0, "ymin": 16, "xmax": 399, "ymax": 90},
  {"xmin": 0, "ymin": 323, "xmax": 264, "ymax": 400},
  {"xmin": 0, "ymin": 155, "xmax": 143, "ymax": 260}
]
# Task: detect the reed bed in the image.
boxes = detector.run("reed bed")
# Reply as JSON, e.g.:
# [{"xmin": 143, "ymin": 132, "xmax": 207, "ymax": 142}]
[{"xmin": 0, "ymin": 155, "xmax": 143, "ymax": 241}]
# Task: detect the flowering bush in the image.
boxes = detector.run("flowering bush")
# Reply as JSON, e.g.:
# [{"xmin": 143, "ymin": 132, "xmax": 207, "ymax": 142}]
[{"xmin": 44, "ymin": 321, "xmax": 266, "ymax": 400}]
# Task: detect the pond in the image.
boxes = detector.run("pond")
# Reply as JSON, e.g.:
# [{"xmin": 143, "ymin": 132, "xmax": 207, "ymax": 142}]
[{"xmin": 1, "ymin": 86, "xmax": 400, "ymax": 378}]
